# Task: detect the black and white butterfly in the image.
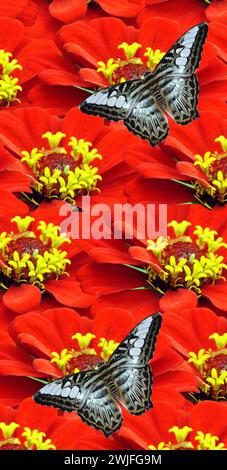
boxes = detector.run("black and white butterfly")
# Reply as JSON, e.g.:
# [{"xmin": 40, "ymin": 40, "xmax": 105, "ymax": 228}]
[
  {"xmin": 33, "ymin": 313, "xmax": 162, "ymax": 437},
  {"xmin": 80, "ymin": 23, "xmax": 208, "ymax": 146}
]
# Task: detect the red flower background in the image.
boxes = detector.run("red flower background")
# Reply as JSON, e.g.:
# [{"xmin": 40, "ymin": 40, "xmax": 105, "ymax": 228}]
[{"xmin": 0, "ymin": 0, "xmax": 226, "ymax": 452}]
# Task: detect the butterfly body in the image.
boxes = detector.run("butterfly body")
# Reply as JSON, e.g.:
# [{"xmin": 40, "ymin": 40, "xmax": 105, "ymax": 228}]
[
  {"xmin": 80, "ymin": 23, "xmax": 208, "ymax": 146},
  {"xmin": 34, "ymin": 313, "xmax": 162, "ymax": 437}
]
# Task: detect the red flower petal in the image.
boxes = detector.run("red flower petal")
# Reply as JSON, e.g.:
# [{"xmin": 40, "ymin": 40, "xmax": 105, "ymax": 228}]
[
  {"xmin": 45, "ymin": 279, "xmax": 95, "ymax": 307},
  {"xmin": 97, "ymin": 0, "xmax": 142, "ymax": 17},
  {"xmin": 33, "ymin": 358, "xmax": 60, "ymax": 378},
  {"xmin": 0, "ymin": 191, "xmax": 28, "ymax": 217},
  {"xmin": 2, "ymin": 284, "xmax": 41, "ymax": 314},
  {"xmin": 49, "ymin": 0, "xmax": 87, "ymax": 23},
  {"xmin": 202, "ymin": 282, "xmax": 227, "ymax": 311},
  {"xmin": 78, "ymin": 263, "xmax": 146, "ymax": 295},
  {"xmin": 0, "ymin": 16, "xmax": 24, "ymax": 52},
  {"xmin": 0, "ymin": 359, "xmax": 35, "ymax": 376},
  {"xmin": 0, "ymin": 376, "xmax": 38, "ymax": 407},
  {"xmin": 176, "ymin": 161, "xmax": 209, "ymax": 186},
  {"xmin": 159, "ymin": 289, "xmax": 198, "ymax": 312},
  {"xmin": 189, "ymin": 401, "xmax": 227, "ymax": 443},
  {"xmin": 129, "ymin": 246, "xmax": 162, "ymax": 268}
]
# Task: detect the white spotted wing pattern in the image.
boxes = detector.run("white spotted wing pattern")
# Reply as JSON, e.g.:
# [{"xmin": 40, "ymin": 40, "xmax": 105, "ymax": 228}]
[
  {"xmin": 33, "ymin": 313, "xmax": 162, "ymax": 437},
  {"xmin": 80, "ymin": 23, "xmax": 208, "ymax": 146}
]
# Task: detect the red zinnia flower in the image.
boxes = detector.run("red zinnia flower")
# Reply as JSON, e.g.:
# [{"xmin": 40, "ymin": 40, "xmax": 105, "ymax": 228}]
[
  {"xmin": 77, "ymin": 204, "xmax": 227, "ymax": 310},
  {"xmin": 0, "ymin": 106, "xmax": 132, "ymax": 209},
  {"xmin": 168, "ymin": 112, "xmax": 227, "ymax": 208},
  {"xmin": 0, "ymin": 396, "xmax": 121, "ymax": 449},
  {"xmin": 0, "ymin": 202, "xmax": 95, "ymax": 314}
]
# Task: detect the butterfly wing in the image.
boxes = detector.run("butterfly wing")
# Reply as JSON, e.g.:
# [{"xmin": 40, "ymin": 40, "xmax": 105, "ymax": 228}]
[
  {"xmin": 77, "ymin": 374, "xmax": 123, "ymax": 437},
  {"xmin": 33, "ymin": 374, "xmax": 83, "ymax": 412},
  {"xmin": 155, "ymin": 22, "xmax": 208, "ymax": 124},
  {"xmin": 80, "ymin": 77, "xmax": 168, "ymax": 146},
  {"xmin": 107, "ymin": 313, "xmax": 162, "ymax": 415},
  {"xmin": 80, "ymin": 79, "xmax": 140, "ymax": 122},
  {"xmin": 33, "ymin": 369, "xmax": 122, "ymax": 437},
  {"xmin": 33, "ymin": 313, "xmax": 162, "ymax": 434},
  {"xmin": 123, "ymin": 77, "xmax": 169, "ymax": 146}
]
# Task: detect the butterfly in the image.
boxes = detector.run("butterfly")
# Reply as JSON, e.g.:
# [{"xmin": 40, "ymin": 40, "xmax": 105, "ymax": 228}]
[
  {"xmin": 80, "ymin": 23, "xmax": 208, "ymax": 146},
  {"xmin": 33, "ymin": 312, "xmax": 162, "ymax": 437}
]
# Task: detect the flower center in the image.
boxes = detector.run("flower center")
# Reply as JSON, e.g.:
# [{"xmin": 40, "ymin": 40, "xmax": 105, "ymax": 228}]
[
  {"xmin": 21, "ymin": 132, "xmax": 102, "ymax": 204},
  {"xmin": 51, "ymin": 332, "xmax": 119, "ymax": 375},
  {"xmin": 0, "ymin": 422, "xmax": 56, "ymax": 450},
  {"xmin": 188, "ymin": 332, "xmax": 227, "ymax": 400},
  {"xmin": 0, "ymin": 216, "xmax": 71, "ymax": 290},
  {"xmin": 69, "ymin": 354, "xmax": 102, "ymax": 372},
  {"xmin": 193, "ymin": 136, "xmax": 227, "ymax": 207},
  {"xmin": 38, "ymin": 153, "xmax": 78, "ymax": 174},
  {"xmin": 164, "ymin": 241, "xmax": 204, "ymax": 263},
  {"xmin": 97, "ymin": 42, "xmax": 165, "ymax": 84},
  {"xmin": 146, "ymin": 220, "xmax": 227, "ymax": 295},
  {"xmin": 6, "ymin": 237, "xmax": 46, "ymax": 259},
  {"xmin": 148, "ymin": 426, "xmax": 226, "ymax": 450},
  {"xmin": 114, "ymin": 63, "xmax": 149, "ymax": 82},
  {"xmin": 0, "ymin": 50, "xmax": 22, "ymax": 107}
]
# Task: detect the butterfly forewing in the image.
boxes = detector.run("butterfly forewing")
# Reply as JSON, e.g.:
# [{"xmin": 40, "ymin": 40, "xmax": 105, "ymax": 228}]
[
  {"xmin": 33, "ymin": 313, "xmax": 162, "ymax": 436},
  {"xmin": 155, "ymin": 23, "xmax": 208, "ymax": 124},
  {"xmin": 155, "ymin": 23, "xmax": 208, "ymax": 76},
  {"xmin": 107, "ymin": 313, "xmax": 162, "ymax": 415},
  {"xmin": 80, "ymin": 22, "xmax": 208, "ymax": 146},
  {"xmin": 108, "ymin": 312, "xmax": 162, "ymax": 366},
  {"xmin": 34, "ymin": 374, "xmax": 83, "ymax": 412}
]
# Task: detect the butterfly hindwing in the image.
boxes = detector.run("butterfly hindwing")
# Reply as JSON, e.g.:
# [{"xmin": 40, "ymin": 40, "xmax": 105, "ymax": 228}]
[
  {"xmin": 160, "ymin": 74, "xmax": 199, "ymax": 124},
  {"xmin": 77, "ymin": 376, "xmax": 123, "ymax": 437},
  {"xmin": 123, "ymin": 81, "xmax": 169, "ymax": 146},
  {"xmin": 112, "ymin": 365, "xmax": 153, "ymax": 415}
]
